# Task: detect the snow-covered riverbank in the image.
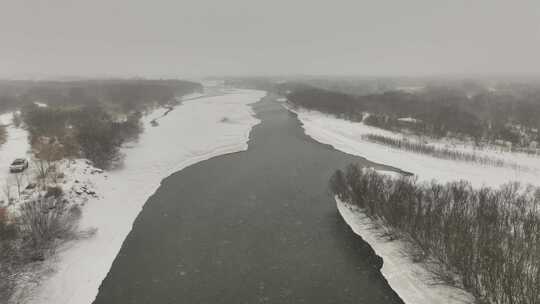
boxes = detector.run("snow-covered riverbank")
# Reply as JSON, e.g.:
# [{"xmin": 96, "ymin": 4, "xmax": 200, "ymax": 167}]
[
  {"xmin": 20, "ymin": 89, "xmax": 265, "ymax": 304},
  {"xmin": 285, "ymin": 105, "xmax": 538, "ymax": 304},
  {"xmin": 336, "ymin": 198, "xmax": 474, "ymax": 304},
  {"xmin": 289, "ymin": 107, "xmax": 540, "ymax": 188}
]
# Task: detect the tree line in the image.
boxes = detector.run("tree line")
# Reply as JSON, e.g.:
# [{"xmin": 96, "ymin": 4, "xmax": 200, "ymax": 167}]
[
  {"xmin": 362, "ymin": 134, "xmax": 523, "ymax": 169},
  {"xmin": 285, "ymin": 84, "xmax": 540, "ymax": 147},
  {"xmin": 0, "ymin": 79, "xmax": 202, "ymax": 113},
  {"xmin": 330, "ymin": 166, "xmax": 540, "ymax": 304}
]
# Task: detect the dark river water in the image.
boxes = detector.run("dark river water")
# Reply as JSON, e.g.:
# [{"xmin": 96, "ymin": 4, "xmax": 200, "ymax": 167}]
[{"xmin": 93, "ymin": 94, "xmax": 404, "ymax": 304}]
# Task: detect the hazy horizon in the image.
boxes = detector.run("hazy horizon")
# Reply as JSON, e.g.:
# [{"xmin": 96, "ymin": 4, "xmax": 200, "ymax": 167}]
[{"xmin": 2, "ymin": 0, "xmax": 540, "ymax": 79}]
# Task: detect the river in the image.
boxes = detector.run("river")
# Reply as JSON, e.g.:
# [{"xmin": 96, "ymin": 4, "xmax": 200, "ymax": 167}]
[{"xmin": 92, "ymin": 94, "xmax": 404, "ymax": 304}]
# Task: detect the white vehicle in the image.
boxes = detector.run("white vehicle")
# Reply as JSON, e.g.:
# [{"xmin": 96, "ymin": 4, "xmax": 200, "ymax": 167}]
[{"xmin": 9, "ymin": 158, "xmax": 29, "ymax": 173}]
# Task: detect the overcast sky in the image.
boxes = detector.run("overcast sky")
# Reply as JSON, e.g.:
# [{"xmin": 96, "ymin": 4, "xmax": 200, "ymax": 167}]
[{"xmin": 1, "ymin": 0, "xmax": 540, "ymax": 78}]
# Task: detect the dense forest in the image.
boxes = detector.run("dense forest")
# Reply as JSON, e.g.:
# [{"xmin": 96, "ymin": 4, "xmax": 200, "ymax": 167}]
[{"xmin": 285, "ymin": 82, "xmax": 540, "ymax": 148}]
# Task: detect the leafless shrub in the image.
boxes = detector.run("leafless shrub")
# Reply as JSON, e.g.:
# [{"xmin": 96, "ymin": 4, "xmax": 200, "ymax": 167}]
[
  {"xmin": 0, "ymin": 195, "xmax": 95, "ymax": 301},
  {"xmin": 18, "ymin": 197, "xmax": 80, "ymax": 258},
  {"xmin": 330, "ymin": 165, "xmax": 540, "ymax": 304}
]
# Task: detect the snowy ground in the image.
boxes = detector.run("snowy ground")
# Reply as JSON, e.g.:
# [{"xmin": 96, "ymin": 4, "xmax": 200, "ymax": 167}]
[
  {"xmin": 18, "ymin": 89, "xmax": 265, "ymax": 304},
  {"xmin": 284, "ymin": 104, "xmax": 540, "ymax": 304},
  {"xmin": 288, "ymin": 107, "xmax": 540, "ymax": 188},
  {"xmin": 337, "ymin": 198, "xmax": 474, "ymax": 304}
]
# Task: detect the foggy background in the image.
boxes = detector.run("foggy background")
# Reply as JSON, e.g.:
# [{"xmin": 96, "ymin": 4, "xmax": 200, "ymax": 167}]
[{"xmin": 2, "ymin": 0, "xmax": 539, "ymax": 79}]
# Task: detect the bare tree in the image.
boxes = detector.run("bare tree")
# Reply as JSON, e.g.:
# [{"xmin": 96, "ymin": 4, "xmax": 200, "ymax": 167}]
[
  {"xmin": 33, "ymin": 137, "xmax": 64, "ymax": 183},
  {"xmin": 13, "ymin": 173, "xmax": 24, "ymax": 199},
  {"xmin": 2, "ymin": 178, "xmax": 12, "ymax": 205}
]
